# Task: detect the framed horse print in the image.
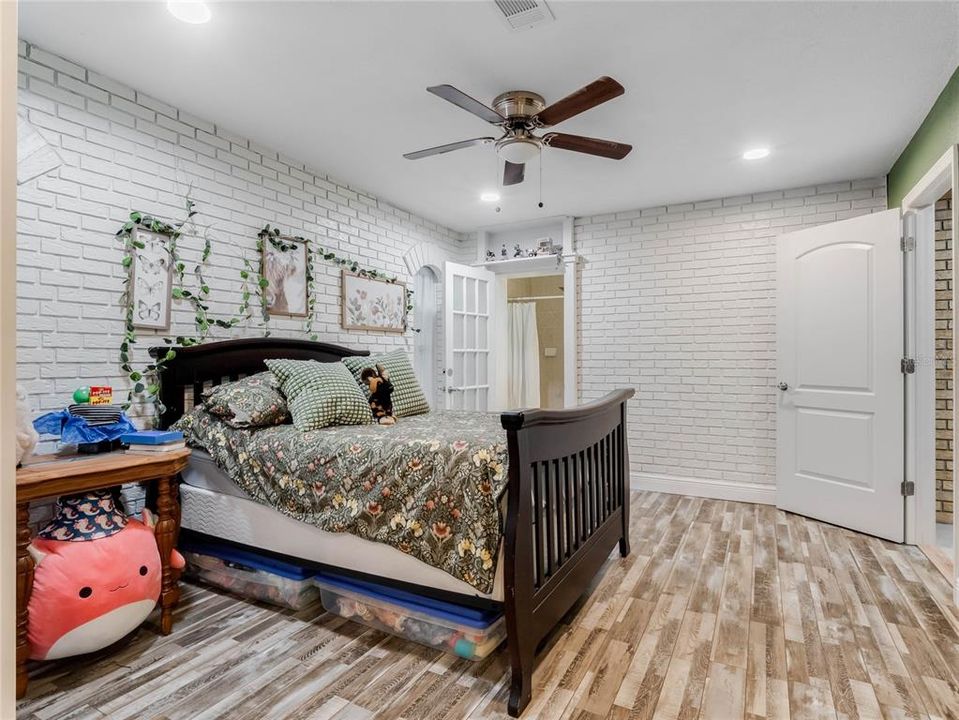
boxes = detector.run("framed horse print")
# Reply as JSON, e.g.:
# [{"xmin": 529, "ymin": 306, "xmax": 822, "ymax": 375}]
[
  {"xmin": 262, "ymin": 235, "xmax": 309, "ymax": 317},
  {"xmin": 130, "ymin": 226, "xmax": 172, "ymax": 331}
]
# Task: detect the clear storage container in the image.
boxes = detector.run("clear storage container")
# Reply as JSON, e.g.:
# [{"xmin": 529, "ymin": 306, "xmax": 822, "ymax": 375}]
[
  {"xmin": 182, "ymin": 545, "xmax": 319, "ymax": 610},
  {"xmin": 316, "ymin": 574, "xmax": 505, "ymax": 660}
]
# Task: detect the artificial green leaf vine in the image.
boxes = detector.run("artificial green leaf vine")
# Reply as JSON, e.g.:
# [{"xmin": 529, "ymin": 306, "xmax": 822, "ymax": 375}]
[
  {"xmin": 117, "ymin": 198, "xmax": 253, "ymax": 415},
  {"xmin": 117, "ymin": 206, "xmax": 415, "ymax": 419},
  {"xmin": 257, "ymin": 224, "xmax": 414, "ymax": 333}
]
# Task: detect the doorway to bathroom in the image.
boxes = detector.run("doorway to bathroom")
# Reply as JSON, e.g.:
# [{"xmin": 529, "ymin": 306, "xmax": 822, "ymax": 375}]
[{"xmin": 506, "ymin": 275, "xmax": 565, "ymax": 409}]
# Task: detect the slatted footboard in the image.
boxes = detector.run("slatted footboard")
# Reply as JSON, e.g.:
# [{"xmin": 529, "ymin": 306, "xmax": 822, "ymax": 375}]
[{"xmin": 500, "ymin": 388, "xmax": 634, "ymax": 716}]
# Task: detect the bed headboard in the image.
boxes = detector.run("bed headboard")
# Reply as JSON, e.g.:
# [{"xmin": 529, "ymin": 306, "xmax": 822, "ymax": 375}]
[{"xmin": 149, "ymin": 337, "xmax": 369, "ymax": 429}]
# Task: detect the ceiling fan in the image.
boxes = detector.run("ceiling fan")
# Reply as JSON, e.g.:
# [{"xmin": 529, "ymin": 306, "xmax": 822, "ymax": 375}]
[{"xmin": 403, "ymin": 76, "xmax": 632, "ymax": 187}]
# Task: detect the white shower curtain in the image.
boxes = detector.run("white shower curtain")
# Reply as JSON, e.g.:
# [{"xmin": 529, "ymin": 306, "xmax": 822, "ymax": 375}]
[
  {"xmin": 413, "ymin": 267, "xmax": 437, "ymax": 408},
  {"xmin": 508, "ymin": 302, "xmax": 541, "ymax": 409}
]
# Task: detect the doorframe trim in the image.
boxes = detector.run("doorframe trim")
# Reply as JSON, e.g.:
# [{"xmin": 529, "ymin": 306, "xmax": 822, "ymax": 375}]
[
  {"xmin": 902, "ymin": 146, "xmax": 957, "ymax": 580},
  {"xmin": 478, "ymin": 216, "xmax": 578, "ymax": 409}
]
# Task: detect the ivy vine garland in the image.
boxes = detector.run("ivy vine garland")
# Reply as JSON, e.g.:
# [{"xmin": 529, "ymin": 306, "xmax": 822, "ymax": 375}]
[
  {"xmin": 117, "ymin": 199, "xmax": 251, "ymax": 414},
  {"xmin": 257, "ymin": 224, "xmax": 415, "ymax": 332},
  {"xmin": 116, "ymin": 208, "xmax": 416, "ymax": 418}
]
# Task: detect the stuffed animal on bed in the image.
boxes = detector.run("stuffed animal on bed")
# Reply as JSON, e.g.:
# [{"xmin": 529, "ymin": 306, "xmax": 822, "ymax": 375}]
[
  {"xmin": 27, "ymin": 490, "xmax": 185, "ymax": 660},
  {"xmin": 360, "ymin": 364, "xmax": 396, "ymax": 425}
]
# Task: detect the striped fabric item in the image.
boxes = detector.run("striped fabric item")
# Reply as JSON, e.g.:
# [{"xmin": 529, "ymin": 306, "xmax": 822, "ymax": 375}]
[{"xmin": 342, "ymin": 350, "xmax": 430, "ymax": 418}]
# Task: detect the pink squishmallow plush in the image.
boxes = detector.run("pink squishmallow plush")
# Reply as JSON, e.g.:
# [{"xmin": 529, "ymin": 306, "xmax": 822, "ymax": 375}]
[{"xmin": 27, "ymin": 491, "xmax": 185, "ymax": 661}]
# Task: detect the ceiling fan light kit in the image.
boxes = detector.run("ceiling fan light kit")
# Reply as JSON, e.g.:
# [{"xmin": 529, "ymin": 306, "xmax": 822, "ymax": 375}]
[
  {"xmin": 404, "ymin": 76, "xmax": 632, "ymax": 189},
  {"xmin": 496, "ymin": 137, "xmax": 541, "ymax": 164}
]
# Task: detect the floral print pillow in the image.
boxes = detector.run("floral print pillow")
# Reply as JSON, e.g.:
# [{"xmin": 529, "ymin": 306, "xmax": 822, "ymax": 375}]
[{"xmin": 201, "ymin": 371, "xmax": 290, "ymax": 429}]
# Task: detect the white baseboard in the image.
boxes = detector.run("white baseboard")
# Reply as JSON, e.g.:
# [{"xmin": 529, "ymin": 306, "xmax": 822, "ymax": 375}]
[{"xmin": 630, "ymin": 471, "xmax": 776, "ymax": 506}]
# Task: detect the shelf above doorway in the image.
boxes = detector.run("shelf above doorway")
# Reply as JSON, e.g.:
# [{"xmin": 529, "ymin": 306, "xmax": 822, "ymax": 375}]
[{"xmin": 473, "ymin": 254, "xmax": 564, "ymax": 274}]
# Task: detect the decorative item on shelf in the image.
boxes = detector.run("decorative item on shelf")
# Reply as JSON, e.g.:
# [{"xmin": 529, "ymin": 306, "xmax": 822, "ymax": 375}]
[
  {"xmin": 341, "ymin": 270, "xmax": 408, "ymax": 333},
  {"xmin": 16, "ymin": 385, "xmax": 39, "ymax": 467},
  {"xmin": 120, "ymin": 429, "xmax": 186, "ymax": 454},
  {"xmin": 27, "ymin": 491, "xmax": 185, "ymax": 661},
  {"xmin": 261, "ymin": 233, "xmax": 309, "ymax": 317},
  {"xmin": 486, "ymin": 249, "xmax": 496, "ymax": 261},
  {"xmin": 536, "ymin": 237, "xmax": 560, "ymax": 256},
  {"xmin": 526, "ymin": 248, "xmax": 537, "ymax": 258},
  {"xmin": 500, "ymin": 244, "xmax": 508, "ymax": 259},
  {"xmin": 513, "ymin": 244, "xmax": 523, "ymax": 258}
]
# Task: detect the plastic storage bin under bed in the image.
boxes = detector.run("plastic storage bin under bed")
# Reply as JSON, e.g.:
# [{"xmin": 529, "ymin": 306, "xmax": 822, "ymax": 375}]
[
  {"xmin": 316, "ymin": 573, "xmax": 506, "ymax": 661},
  {"xmin": 181, "ymin": 539, "xmax": 319, "ymax": 610}
]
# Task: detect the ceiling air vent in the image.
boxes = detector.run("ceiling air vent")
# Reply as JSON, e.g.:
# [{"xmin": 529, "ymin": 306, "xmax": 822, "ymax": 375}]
[{"xmin": 493, "ymin": 0, "xmax": 554, "ymax": 32}]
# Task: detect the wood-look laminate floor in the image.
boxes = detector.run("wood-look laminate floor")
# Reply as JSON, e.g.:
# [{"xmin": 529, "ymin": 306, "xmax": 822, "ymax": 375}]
[{"xmin": 18, "ymin": 492, "xmax": 959, "ymax": 720}]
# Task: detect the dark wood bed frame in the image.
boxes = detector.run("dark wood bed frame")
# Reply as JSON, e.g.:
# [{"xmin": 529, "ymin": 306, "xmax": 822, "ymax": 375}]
[{"xmin": 151, "ymin": 337, "xmax": 634, "ymax": 716}]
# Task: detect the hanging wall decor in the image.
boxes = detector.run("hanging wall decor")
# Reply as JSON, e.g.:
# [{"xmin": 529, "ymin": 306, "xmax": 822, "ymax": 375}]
[
  {"xmin": 117, "ymin": 200, "xmax": 254, "ymax": 415},
  {"xmin": 130, "ymin": 226, "xmax": 173, "ymax": 331},
  {"xmin": 341, "ymin": 270, "xmax": 408, "ymax": 333},
  {"xmin": 261, "ymin": 234, "xmax": 309, "ymax": 317}
]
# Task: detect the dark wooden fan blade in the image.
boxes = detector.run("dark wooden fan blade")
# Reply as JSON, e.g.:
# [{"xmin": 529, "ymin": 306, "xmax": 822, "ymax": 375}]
[
  {"xmin": 503, "ymin": 161, "xmax": 525, "ymax": 186},
  {"xmin": 542, "ymin": 133, "xmax": 632, "ymax": 160},
  {"xmin": 535, "ymin": 76, "xmax": 625, "ymax": 127},
  {"xmin": 403, "ymin": 137, "xmax": 495, "ymax": 160},
  {"xmin": 427, "ymin": 85, "xmax": 505, "ymax": 124}
]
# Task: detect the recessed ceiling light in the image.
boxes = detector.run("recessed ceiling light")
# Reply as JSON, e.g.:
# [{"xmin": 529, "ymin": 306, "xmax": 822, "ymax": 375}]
[
  {"xmin": 167, "ymin": 1, "xmax": 211, "ymax": 24},
  {"xmin": 480, "ymin": 191, "xmax": 501, "ymax": 203},
  {"xmin": 743, "ymin": 147, "xmax": 771, "ymax": 160}
]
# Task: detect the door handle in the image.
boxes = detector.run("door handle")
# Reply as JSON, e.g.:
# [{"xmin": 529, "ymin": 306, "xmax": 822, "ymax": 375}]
[
  {"xmin": 446, "ymin": 387, "xmax": 463, "ymax": 394},
  {"xmin": 777, "ymin": 382, "xmax": 789, "ymax": 391}
]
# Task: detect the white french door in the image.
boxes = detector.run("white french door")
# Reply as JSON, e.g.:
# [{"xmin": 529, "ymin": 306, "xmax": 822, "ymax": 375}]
[
  {"xmin": 444, "ymin": 262, "xmax": 494, "ymax": 411},
  {"xmin": 776, "ymin": 209, "xmax": 905, "ymax": 542}
]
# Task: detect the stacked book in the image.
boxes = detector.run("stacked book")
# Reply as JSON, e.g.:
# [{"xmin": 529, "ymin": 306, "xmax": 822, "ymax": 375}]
[{"xmin": 120, "ymin": 430, "xmax": 186, "ymax": 454}]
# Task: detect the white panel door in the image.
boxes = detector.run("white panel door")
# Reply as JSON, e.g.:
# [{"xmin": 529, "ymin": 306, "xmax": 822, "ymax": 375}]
[
  {"xmin": 777, "ymin": 209, "xmax": 904, "ymax": 541},
  {"xmin": 444, "ymin": 262, "xmax": 494, "ymax": 411}
]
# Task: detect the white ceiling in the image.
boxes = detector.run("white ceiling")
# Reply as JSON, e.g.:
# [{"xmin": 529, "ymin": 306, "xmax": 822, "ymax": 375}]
[{"xmin": 19, "ymin": 1, "xmax": 959, "ymax": 232}]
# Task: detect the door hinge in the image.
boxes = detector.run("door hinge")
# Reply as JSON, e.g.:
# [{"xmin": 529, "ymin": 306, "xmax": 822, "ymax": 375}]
[
  {"xmin": 901, "ymin": 358, "xmax": 916, "ymax": 374},
  {"xmin": 901, "ymin": 480, "xmax": 915, "ymax": 497},
  {"xmin": 901, "ymin": 235, "xmax": 915, "ymax": 252}
]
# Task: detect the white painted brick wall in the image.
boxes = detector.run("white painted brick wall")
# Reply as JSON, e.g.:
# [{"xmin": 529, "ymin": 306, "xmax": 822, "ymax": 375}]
[
  {"xmin": 574, "ymin": 178, "xmax": 887, "ymax": 490},
  {"xmin": 17, "ymin": 43, "xmax": 892, "ymax": 502},
  {"xmin": 17, "ymin": 42, "xmax": 468, "ymax": 451}
]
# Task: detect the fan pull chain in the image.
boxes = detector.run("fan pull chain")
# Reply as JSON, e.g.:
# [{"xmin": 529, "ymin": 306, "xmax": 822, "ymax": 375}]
[{"xmin": 538, "ymin": 152, "xmax": 544, "ymax": 209}]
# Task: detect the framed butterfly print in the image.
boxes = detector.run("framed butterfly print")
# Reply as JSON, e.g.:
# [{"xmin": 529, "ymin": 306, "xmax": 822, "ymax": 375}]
[{"xmin": 130, "ymin": 226, "xmax": 172, "ymax": 331}]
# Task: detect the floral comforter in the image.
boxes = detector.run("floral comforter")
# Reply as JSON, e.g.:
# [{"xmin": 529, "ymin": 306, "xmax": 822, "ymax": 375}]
[{"xmin": 175, "ymin": 409, "xmax": 509, "ymax": 593}]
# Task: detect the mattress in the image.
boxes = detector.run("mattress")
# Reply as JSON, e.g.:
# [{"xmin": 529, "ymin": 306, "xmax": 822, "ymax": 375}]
[{"xmin": 180, "ymin": 452, "xmax": 505, "ymax": 602}]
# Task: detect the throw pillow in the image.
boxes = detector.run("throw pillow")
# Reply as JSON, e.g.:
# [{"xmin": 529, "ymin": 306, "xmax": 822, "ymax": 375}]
[
  {"xmin": 342, "ymin": 350, "xmax": 430, "ymax": 418},
  {"xmin": 265, "ymin": 359, "xmax": 372, "ymax": 431},
  {"xmin": 202, "ymin": 371, "xmax": 289, "ymax": 429}
]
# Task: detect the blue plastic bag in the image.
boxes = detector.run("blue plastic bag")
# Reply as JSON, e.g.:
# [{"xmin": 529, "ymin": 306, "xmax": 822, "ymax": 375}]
[{"xmin": 33, "ymin": 410, "xmax": 137, "ymax": 445}]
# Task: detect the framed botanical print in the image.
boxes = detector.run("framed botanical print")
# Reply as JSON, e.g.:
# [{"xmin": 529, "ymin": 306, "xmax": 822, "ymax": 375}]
[
  {"xmin": 262, "ymin": 235, "xmax": 309, "ymax": 317},
  {"xmin": 130, "ymin": 226, "xmax": 172, "ymax": 331},
  {"xmin": 341, "ymin": 270, "xmax": 407, "ymax": 333}
]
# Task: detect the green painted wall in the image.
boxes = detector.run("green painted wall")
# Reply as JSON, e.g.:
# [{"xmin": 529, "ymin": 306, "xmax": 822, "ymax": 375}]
[{"xmin": 887, "ymin": 65, "xmax": 959, "ymax": 207}]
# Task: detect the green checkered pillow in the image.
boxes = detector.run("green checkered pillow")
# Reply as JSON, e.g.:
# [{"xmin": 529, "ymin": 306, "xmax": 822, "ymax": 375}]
[
  {"xmin": 265, "ymin": 359, "xmax": 372, "ymax": 431},
  {"xmin": 342, "ymin": 350, "xmax": 430, "ymax": 418}
]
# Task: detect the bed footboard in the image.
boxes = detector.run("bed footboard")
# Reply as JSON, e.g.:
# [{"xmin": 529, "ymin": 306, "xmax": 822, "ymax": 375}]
[{"xmin": 500, "ymin": 388, "xmax": 634, "ymax": 716}]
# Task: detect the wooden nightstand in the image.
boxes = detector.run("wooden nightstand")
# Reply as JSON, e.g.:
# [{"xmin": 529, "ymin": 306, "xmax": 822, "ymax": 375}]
[{"xmin": 15, "ymin": 448, "xmax": 191, "ymax": 699}]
